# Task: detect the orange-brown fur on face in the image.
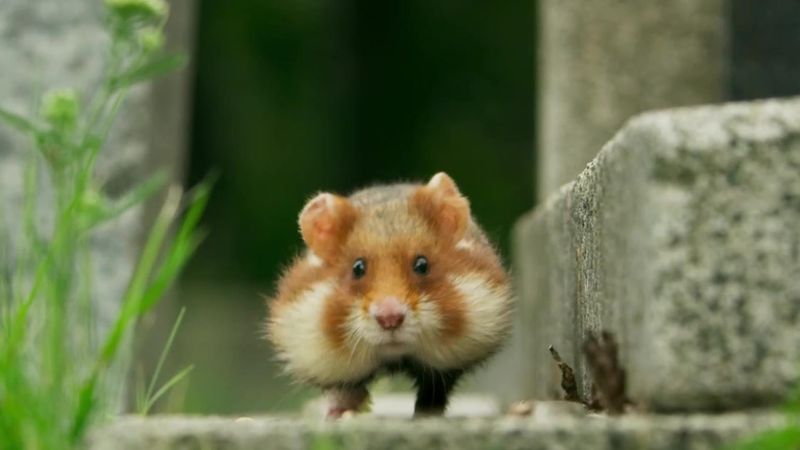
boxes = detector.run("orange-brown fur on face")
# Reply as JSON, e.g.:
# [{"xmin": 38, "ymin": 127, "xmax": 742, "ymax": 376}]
[{"xmin": 267, "ymin": 173, "xmax": 513, "ymax": 391}]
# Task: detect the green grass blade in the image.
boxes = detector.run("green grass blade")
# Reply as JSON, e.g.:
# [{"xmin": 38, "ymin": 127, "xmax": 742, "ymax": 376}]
[
  {"xmin": 69, "ymin": 377, "xmax": 98, "ymax": 443},
  {"xmin": 142, "ymin": 306, "xmax": 187, "ymax": 413},
  {"xmin": 69, "ymin": 188, "xmax": 181, "ymax": 441},
  {"xmin": 71, "ymin": 180, "xmax": 209, "ymax": 437},
  {"xmin": 81, "ymin": 170, "xmax": 168, "ymax": 232},
  {"xmin": 111, "ymin": 171, "xmax": 168, "ymax": 213},
  {"xmin": 176, "ymin": 177, "xmax": 214, "ymax": 241},
  {"xmin": 3, "ymin": 253, "xmax": 52, "ymax": 362},
  {"xmin": 141, "ymin": 364, "xmax": 194, "ymax": 415},
  {"xmin": 106, "ymin": 186, "xmax": 182, "ymax": 357},
  {"xmin": 110, "ymin": 54, "xmax": 187, "ymax": 90},
  {"xmin": 136, "ymin": 178, "xmax": 212, "ymax": 313},
  {"xmin": 0, "ymin": 107, "xmax": 40, "ymax": 134},
  {"xmin": 136, "ymin": 231, "xmax": 204, "ymax": 313}
]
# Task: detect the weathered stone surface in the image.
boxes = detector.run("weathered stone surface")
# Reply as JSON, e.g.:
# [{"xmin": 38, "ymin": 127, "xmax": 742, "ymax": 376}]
[
  {"xmin": 505, "ymin": 97, "xmax": 800, "ymax": 411},
  {"xmin": 303, "ymin": 394, "xmax": 500, "ymax": 419},
  {"xmin": 88, "ymin": 411, "xmax": 787, "ymax": 450},
  {"xmin": 537, "ymin": 0, "xmax": 726, "ymax": 199}
]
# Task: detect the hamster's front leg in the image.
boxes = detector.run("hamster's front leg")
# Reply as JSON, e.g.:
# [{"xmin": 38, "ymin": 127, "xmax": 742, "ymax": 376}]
[{"xmin": 325, "ymin": 385, "xmax": 369, "ymax": 418}]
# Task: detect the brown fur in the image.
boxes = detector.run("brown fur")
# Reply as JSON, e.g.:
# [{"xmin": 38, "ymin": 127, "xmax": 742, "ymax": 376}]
[{"xmin": 321, "ymin": 288, "xmax": 352, "ymax": 350}]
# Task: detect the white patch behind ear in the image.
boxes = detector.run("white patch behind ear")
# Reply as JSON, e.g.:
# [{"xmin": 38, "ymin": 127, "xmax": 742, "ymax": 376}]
[
  {"xmin": 324, "ymin": 192, "xmax": 336, "ymax": 209},
  {"xmin": 455, "ymin": 239, "xmax": 475, "ymax": 251},
  {"xmin": 306, "ymin": 252, "xmax": 324, "ymax": 267},
  {"xmin": 429, "ymin": 172, "xmax": 447, "ymax": 189},
  {"xmin": 427, "ymin": 172, "xmax": 461, "ymax": 197}
]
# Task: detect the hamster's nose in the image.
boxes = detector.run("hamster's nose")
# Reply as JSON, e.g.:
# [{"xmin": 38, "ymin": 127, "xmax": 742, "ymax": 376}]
[{"xmin": 370, "ymin": 297, "xmax": 407, "ymax": 330}]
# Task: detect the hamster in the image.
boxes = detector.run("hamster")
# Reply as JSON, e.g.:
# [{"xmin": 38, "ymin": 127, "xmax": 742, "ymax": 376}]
[{"xmin": 266, "ymin": 172, "xmax": 513, "ymax": 417}]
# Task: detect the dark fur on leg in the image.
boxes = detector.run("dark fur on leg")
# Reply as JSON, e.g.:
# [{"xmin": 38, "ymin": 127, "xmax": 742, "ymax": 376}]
[
  {"xmin": 412, "ymin": 368, "xmax": 463, "ymax": 416},
  {"xmin": 372, "ymin": 358, "xmax": 474, "ymax": 416}
]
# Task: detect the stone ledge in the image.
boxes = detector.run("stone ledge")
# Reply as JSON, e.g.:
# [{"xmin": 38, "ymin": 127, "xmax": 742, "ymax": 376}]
[
  {"xmin": 303, "ymin": 394, "xmax": 500, "ymax": 418},
  {"xmin": 499, "ymin": 96, "xmax": 800, "ymax": 411},
  {"xmin": 88, "ymin": 410, "xmax": 788, "ymax": 450}
]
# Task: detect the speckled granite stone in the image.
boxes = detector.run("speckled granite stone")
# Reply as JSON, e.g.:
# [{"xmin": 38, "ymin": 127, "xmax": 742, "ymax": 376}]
[{"xmin": 506, "ymin": 97, "xmax": 800, "ymax": 411}]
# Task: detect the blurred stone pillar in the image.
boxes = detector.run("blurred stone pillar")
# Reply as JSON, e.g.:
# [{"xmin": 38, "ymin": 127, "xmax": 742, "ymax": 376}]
[
  {"xmin": 536, "ymin": 0, "xmax": 727, "ymax": 200},
  {"xmin": 0, "ymin": 0, "xmax": 193, "ymax": 406},
  {"xmin": 147, "ymin": 0, "xmax": 197, "ymax": 214}
]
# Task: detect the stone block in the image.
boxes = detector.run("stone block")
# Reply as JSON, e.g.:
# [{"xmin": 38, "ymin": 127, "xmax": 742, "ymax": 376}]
[{"xmin": 510, "ymin": 97, "xmax": 800, "ymax": 411}]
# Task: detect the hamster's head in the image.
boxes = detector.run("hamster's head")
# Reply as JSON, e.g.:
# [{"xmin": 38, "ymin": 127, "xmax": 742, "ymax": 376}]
[{"xmin": 298, "ymin": 172, "xmax": 510, "ymax": 370}]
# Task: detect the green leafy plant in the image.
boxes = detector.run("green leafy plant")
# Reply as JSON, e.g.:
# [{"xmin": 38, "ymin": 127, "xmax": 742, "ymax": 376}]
[{"xmin": 0, "ymin": 1, "xmax": 205, "ymax": 449}]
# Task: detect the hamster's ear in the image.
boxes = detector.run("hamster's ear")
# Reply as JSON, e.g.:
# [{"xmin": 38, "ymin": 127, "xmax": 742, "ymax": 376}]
[
  {"xmin": 299, "ymin": 193, "xmax": 357, "ymax": 262},
  {"xmin": 411, "ymin": 172, "xmax": 470, "ymax": 243}
]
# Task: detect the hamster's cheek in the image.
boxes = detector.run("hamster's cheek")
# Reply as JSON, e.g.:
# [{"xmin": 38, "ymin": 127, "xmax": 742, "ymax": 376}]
[
  {"xmin": 409, "ymin": 283, "xmax": 466, "ymax": 370},
  {"xmin": 412, "ymin": 277, "xmax": 467, "ymax": 343},
  {"xmin": 448, "ymin": 272, "xmax": 514, "ymax": 358},
  {"xmin": 413, "ymin": 273, "xmax": 513, "ymax": 370},
  {"xmin": 270, "ymin": 280, "xmax": 379, "ymax": 385}
]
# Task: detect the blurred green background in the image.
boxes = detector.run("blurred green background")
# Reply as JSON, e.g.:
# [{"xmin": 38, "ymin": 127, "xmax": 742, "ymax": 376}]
[{"xmin": 139, "ymin": 0, "xmax": 535, "ymax": 415}]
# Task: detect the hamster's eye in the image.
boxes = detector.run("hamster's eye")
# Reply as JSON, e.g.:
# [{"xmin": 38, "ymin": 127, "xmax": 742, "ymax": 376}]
[
  {"xmin": 412, "ymin": 255, "xmax": 429, "ymax": 275},
  {"xmin": 352, "ymin": 258, "xmax": 367, "ymax": 279}
]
